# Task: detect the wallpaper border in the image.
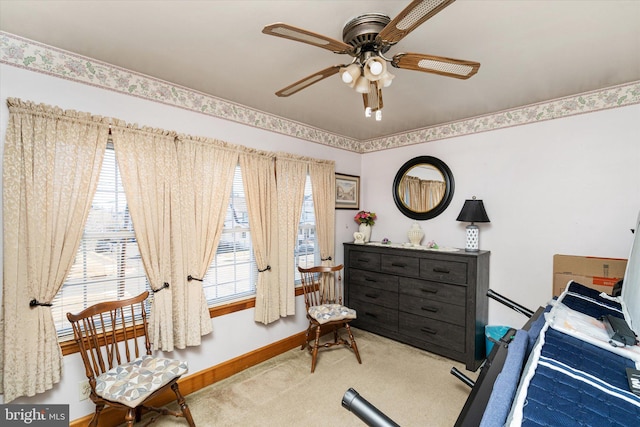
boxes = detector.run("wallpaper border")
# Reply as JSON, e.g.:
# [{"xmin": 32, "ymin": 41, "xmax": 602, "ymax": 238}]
[{"xmin": 2, "ymin": 31, "xmax": 639, "ymax": 154}]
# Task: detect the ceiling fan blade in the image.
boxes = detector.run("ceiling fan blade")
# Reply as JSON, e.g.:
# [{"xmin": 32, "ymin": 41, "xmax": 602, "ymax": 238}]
[
  {"xmin": 263, "ymin": 23, "xmax": 355, "ymax": 55},
  {"xmin": 275, "ymin": 65, "xmax": 343, "ymax": 97},
  {"xmin": 377, "ymin": 0, "xmax": 457, "ymax": 45},
  {"xmin": 392, "ymin": 52, "xmax": 480, "ymax": 79}
]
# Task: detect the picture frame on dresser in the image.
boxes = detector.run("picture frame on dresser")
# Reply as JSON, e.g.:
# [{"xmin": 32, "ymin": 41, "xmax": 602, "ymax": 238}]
[{"xmin": 335, "ymin": 173, "xmax": 360, "ymax": 210}]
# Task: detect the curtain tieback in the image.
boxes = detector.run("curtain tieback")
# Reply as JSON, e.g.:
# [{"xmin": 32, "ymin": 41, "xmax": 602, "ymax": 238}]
[
  {"xmin": 187, "ymin": 275, "xmax": 203, "ymax": 282},
  {"xmin": 29, "ymin": 299, "xmax": 52, "ymax": 307},
  {"xmin": 258, "ymin": 265, "xmax": 271, "ymax": 273},
  {"xmin": 152, "ymin": 282, "xmax": 170, "ymax": 293},
  {"xmin": 321, "ymin": 256, "xmax": 332, "ymax": 261}
]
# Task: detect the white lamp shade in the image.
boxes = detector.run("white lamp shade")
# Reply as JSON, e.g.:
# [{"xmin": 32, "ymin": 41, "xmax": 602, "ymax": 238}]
[
  {"xmin": 363, "ymin": 57, "xmax": 387, "ymax": 81},
  {"xmin": 354, "ymin": 76, "xmax": 370, "ymax": 94},
  {"xmin": 380, "ymin": 71, "xmax": 395, "ymax": 87},
  {"xmin": 340, "ymin": 64, "xmax": 361, "ymax": 86}
]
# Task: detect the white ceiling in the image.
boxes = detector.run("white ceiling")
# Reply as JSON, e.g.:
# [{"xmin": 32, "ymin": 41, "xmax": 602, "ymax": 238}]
[{"xmin": 1, "ymin": 0, "xmax": 639, "ymax": 141}]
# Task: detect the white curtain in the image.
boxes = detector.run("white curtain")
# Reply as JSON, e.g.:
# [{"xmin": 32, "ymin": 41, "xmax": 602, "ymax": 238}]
[
  {"xmin": 240, "ymin": 150, "xmax": 280, "ymax": 324},
  {"xmin": 422, "ymin": 180, "xmax": 446, "ymax": 210},
  {"xmin": 175, "ymin": 136, "xmax": 238, "ymax": 345},
  {"xmin": 111, "ymin": 124, "xmax": 179, "ymax": 350},
  {"xmin": 275, "ymin": 154, "xmax": 308, "ymax": 315},
  {"xmin": 1, "ymin": 98, "xmax": 108, "ymax": 402},
  {"xmin": 402, "ymin": 176, "xmax": 446, "ymax": 211},
  {"xmin": 309, "ymin": 160, "xmax": 336, "ymax": 266}
]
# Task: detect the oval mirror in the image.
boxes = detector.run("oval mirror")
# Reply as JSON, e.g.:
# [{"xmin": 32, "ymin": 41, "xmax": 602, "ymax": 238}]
[{"xmin": 392, "ymin": 156, "xmax": 455, "ymax": 220}]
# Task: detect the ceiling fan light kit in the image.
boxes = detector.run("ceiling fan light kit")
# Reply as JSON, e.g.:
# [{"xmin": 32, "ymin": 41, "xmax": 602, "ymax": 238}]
[{"xmin": 263, "ymin": 0, "xmax": 480, "ymax": 121}]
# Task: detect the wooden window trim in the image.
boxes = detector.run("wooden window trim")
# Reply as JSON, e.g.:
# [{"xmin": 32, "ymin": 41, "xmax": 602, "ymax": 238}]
[{"xmin": 61, "ymin": 287, "xmax": 305, "ymax": 356}]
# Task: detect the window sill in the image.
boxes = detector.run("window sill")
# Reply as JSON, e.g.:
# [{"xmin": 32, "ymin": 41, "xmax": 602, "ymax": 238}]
[{"xmin": 60, "ymin": 287, "xmax": 305, "ymax": 356}]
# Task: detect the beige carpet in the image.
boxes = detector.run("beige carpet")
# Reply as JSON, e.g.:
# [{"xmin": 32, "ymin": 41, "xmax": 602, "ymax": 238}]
[{"xmin": 141, "ymin": 328, "xmax": 477, "ymax": 426}]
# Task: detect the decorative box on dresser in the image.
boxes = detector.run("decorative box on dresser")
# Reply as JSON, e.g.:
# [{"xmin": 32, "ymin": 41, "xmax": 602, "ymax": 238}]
[{"xmin": 344, "ymin": 243, "xmax": 490, "ymax": 371}]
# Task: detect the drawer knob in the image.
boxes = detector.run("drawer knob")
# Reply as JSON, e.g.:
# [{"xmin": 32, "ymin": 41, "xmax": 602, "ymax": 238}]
[
  {"xmin": 364, "ymin": 277, "xmax": 377, "ymax": 282},
  {"xmin": 421, "ymin": 306, "xmax": 438, "ymax": 313},
  {"xmin": 364, "ymin": 312, "xmax": 378, "ymax": 318},
  {"xmin": 391, "ymin": 262, "xmax": 407, "ymax": 267},
  {"xmin": 421, "ymin": 327, "xmax": 437, "ymax": 335},
  {"xmin": 433, "ymin": 267, "xmax": 450, "ymax": 274},
  {"xmin": 364, "ymin": 293, "xmax": 379, "ymax": 299},
  {"xmin": 421, "ymin": 288, "xmax": 438, "ymax": 294},
  {"xmin": 357, "ymin": 258, "xmax": 370, "ymax": 263}
]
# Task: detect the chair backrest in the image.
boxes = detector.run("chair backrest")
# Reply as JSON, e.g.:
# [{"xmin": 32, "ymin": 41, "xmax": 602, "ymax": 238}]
[
  {"xmin": 67, "ymin": 291, "xmax": 152, "ymax": 386},
  {"xmin": 298, "ymin": 265, "xmax": 344, "ymax": 309}
]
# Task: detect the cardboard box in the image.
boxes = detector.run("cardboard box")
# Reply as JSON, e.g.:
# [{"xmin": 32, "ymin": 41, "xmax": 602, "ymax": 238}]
[{"xmin": 553, "ymin": 254, "xmax": 627, "ymax": 296}]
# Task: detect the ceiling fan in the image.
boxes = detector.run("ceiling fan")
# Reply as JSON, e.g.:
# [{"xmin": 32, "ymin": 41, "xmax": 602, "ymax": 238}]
[{"xmin": 262, "ymin": 0, "xmax": 480, "ymax": 121}]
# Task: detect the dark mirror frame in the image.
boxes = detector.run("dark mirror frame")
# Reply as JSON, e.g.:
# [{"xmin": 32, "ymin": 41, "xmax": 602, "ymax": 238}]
[{"xmin": 392, "ymin": 156, "xmax": 455, "ymax": 220}]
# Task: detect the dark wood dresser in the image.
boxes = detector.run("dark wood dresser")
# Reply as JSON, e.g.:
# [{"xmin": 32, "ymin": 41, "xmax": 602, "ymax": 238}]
[{"xmin": 344, "ymin": 243, "xmax": 490, "ymax": 371}]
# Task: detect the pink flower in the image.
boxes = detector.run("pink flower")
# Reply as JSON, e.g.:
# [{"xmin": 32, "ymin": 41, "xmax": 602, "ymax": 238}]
[{"xmin": 354, "ymin": 210, "xmax": 376, "ymax": 226}]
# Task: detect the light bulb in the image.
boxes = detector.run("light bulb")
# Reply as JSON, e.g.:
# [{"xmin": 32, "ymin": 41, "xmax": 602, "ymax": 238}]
[
  {"xmin": 369, "ymin": 61, "xmax": 383, "ymax": 76},
  {"xmin": 365, "ymin": 107, "xmax": 372, "ymax": 117},
  {"xmin": 340, "ymin": 64, "xmax": 361, "ymax": 87},
  {"xmin": 375, "ymin": 110, "xmax": 382, "ymax": 121}
]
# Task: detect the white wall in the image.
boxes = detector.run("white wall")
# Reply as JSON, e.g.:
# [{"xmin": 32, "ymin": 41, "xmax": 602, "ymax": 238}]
[
  {"xmin": 0, "ymin": 64, "xmax": 360, "ymax": 419},
  {"xmin": 361, "ymin": 105, "xmax": 640, "ymax": 328}
]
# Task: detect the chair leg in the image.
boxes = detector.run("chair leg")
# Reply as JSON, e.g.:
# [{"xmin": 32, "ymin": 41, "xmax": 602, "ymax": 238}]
[
  {"xmin": 301, "ymin": 322, "xmax": 313, "ymax": 350},
  {"xmin": 124, "ymin": 408, "xmax": 136, "ymax": 427},
  {"xmin": 171, "ymin": 382, "xmax": 196, "ymax": 427},
  {"xmin": 89, "ymin": 403, "xmax": 104, "ymax": 427},
  {"xmin": 345, "ymin": 323, "xmax": 362, "ymax": 364},
  {"xmin": 311, "ymin": 326, "xmax": 321, "ymax": 373}
]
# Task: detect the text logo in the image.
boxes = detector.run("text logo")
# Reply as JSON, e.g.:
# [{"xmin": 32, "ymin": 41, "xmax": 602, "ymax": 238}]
[{"xmin": 1, "ymin": 405, "xmax": 68, "ymax": 426}]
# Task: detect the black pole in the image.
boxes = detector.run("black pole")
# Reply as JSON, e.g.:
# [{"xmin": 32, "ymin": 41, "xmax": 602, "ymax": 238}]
[
  {"xmin": 487, "ymin": 289, "xmax": 534, "ymax": 318},
  {"xmin": 342, "ymin": 388, "xmax": 401, "ymax": 427},
  {"xmin": 450, "ymin": 367, "xmax": 475, "ymax": 388}
]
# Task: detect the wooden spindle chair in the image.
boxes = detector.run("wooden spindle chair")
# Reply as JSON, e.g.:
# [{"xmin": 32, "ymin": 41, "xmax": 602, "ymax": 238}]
[
  {"xmin": 66, "ymin": 291, "xmax": 195, "ymax": 426},
  {"xmin": 298, "ymin": 265, "xmax": 362, "ymax": 372}
]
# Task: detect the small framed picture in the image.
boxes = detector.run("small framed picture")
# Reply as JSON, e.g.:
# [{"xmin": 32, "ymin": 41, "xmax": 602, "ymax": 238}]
[{"xmin": 335, "ymin": 173, "xmax": 360, "ymax": 210}]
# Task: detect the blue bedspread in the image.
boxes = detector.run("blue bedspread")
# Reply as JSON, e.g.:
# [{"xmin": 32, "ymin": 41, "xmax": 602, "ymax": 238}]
[
  {"xmin": 500, "ymin": 281, "xmax": 640, "ymax": 426},
  {"xmin": 521, "ymin": 328, "xmax": 640, "ymax": 426},
  {"xmin": 561, "ymin": 281, "xmax": 625, "ymax": 320}
]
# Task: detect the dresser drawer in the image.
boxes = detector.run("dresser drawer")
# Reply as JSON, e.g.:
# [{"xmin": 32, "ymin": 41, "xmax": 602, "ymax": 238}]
[
  {"xmin": 419, "ymin": 258, "xmax": 467, "ymax": 285},
  {"xmin": 349, "ymin": 250, "xmax": 381, "ymax": 271},
  {"xmin": 399, "ymin": 294, "xmax": 465, "ymax": 326},
  {"xmin": 351, "ymin": 299, "xmax": 398, "ymax": 333},
  {"xmin": 348, "ymin": 268, "xmax": 398, "ymax": 292},
  {"xmin": 399, "ymin": 312, "xmax": 465, "ymax": 353},
  {"xmin": 399, "ymin": 277, "xmax": 466, "ymax": 306},
  {"xmin": 381, "ymin": 254, "xmax": 419, "ymax": 276},
  {"xmin": 350, "ymin": 284, "xmax": 398, "ymax": 310}
]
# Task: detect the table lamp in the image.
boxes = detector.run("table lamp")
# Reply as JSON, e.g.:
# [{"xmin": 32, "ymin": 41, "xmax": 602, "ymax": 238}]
[{"xmin": 456, "ymin": 197, "xmax": 490, "ymax": 252}]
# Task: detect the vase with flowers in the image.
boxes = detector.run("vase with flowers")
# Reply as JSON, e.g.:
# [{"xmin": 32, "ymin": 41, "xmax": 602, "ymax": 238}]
[{"xmin": 354, "ymin": 210, "xmax": 376, "ymax": 243}]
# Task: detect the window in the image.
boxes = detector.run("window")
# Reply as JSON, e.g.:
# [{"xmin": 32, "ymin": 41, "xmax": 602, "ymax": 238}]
[
  {"xmin": 295, "ymin": 175, "xmax": 319, "ymax": 281},
  {"xmin": 52, "ymin": 146, "xmax": 149, "ymax": 339},
  {"xmin": 53, "ymin": 156, "xmax": 318, "ymax": 338},
  {"xmin": 202, "ymin": 166, "xmax": 257, "ymax": 303}
]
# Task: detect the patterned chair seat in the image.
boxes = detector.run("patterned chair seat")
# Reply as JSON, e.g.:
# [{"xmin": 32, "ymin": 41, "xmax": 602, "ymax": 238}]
[
  {"xmin": 308, "ymin": 303, "xmax": 357, "ymax": 325},
  {"xmin": 95, "ymin": 355, "xmax": 188, "ymax": 408}
]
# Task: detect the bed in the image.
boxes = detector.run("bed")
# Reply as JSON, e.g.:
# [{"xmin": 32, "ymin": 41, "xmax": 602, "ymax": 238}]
[{"xmin": 455, "ymin": 215, "xmax": 640, "ymax": 427}]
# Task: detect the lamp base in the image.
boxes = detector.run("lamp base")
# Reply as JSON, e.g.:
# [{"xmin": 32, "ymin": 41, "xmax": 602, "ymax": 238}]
[{"xmin": 465, "ymin": 224, "xmax": 479, "ymax": 252}]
